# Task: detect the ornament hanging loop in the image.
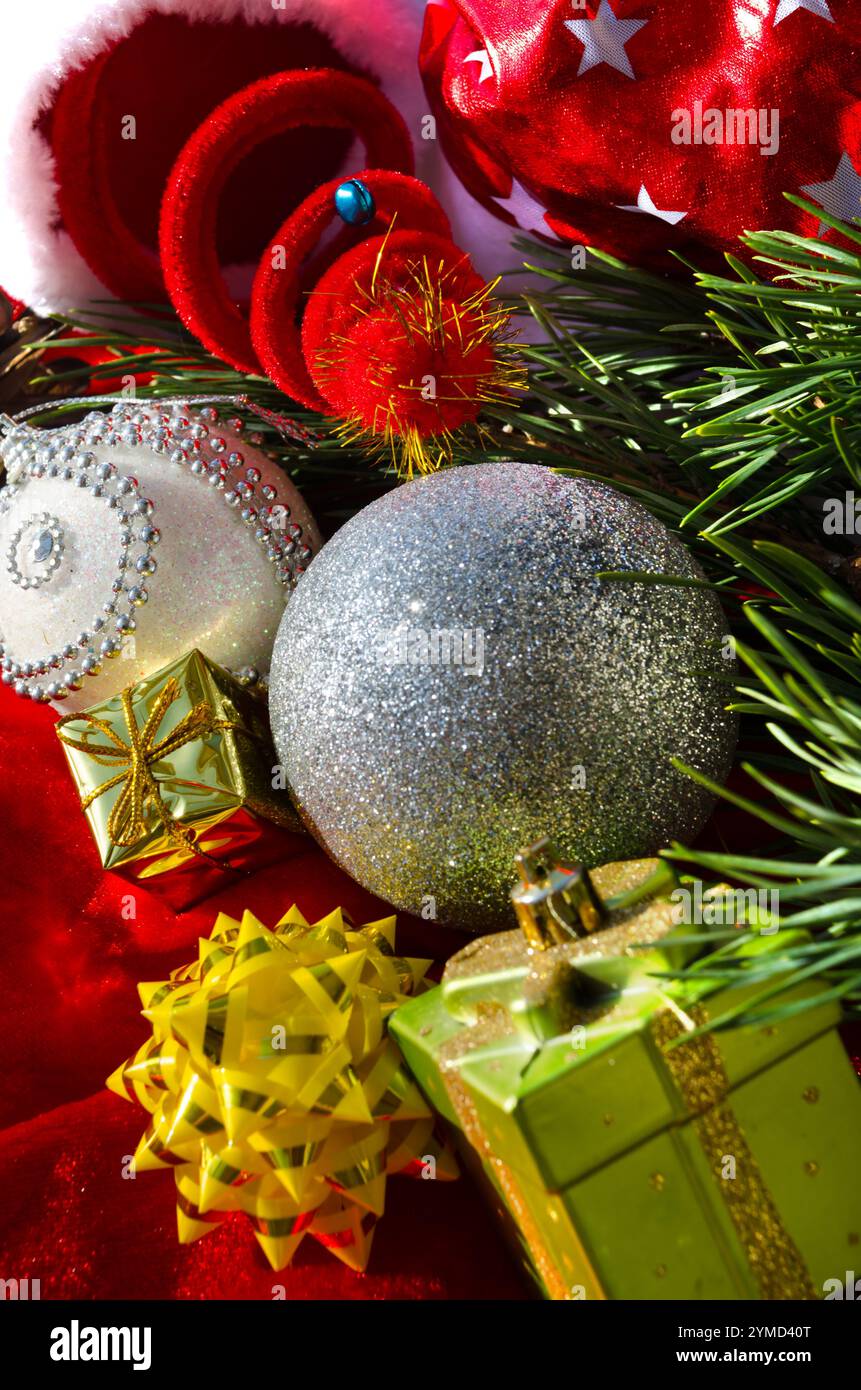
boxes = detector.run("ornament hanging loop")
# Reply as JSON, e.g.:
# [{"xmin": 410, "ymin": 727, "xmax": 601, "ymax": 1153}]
[{"xmin": 1, "ymin": 394, "xmax": 318, "ymax": 449}]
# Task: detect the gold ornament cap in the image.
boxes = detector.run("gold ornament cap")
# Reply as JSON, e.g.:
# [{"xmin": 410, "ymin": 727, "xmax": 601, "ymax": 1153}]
[
  {"xmin": 511, "ymin": 838, "xmax": 606, "ymax": 949},
  {"xmin": 446, "ymin": 851, "xmax": 686, "ymax": 1038}
]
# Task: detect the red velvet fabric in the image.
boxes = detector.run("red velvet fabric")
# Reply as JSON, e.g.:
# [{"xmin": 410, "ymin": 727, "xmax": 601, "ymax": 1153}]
[
  {"xmin": 0, "ymin": 684, "xmax": 526, "ymax": 1299},
  {"xmin": 1, "ymin": 291, "xmax": 25, "ymax": 323},
  {"xmin": 2, "ymin": 681, "xmax": 857, "ymax": 1299},
  {"xmin": 45, "ymin": 14, "xmax": 372, "ymax": 302}
]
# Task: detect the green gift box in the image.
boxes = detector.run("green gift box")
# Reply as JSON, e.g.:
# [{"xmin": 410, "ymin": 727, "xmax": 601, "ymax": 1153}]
[{"xmin": 391, "ymin": 846, "xmax": 861, "ymax": 1300}]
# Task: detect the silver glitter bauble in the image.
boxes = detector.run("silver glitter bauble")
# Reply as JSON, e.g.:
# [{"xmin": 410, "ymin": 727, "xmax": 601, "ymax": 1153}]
[
  {"xmin": 0, "ymin": 403, "xmax": 321, "ymax": 709},
  {"xmin": 270, "ymin": 463, "xmax": 737, "ymax": 933}
]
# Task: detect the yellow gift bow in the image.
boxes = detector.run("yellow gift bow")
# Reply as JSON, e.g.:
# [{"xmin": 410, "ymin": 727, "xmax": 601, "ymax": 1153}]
[
  {"xmin": 108, "ymin": 905, "xmax": 457, "ymax": 1271},
  {"xmin": 57, "ymin": 677, "xmax": 242, "ymax": 860}
]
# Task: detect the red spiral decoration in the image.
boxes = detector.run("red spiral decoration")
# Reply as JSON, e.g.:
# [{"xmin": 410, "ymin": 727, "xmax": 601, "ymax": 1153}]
[
  {"xmin": 159, "ymin": 70, "xmax": 415, "ymax": 373},
  {"xmin": 153, "ymin": 66, "xmax": 522, "ymax": 474},
  {"xmin": 250, "ymin": 171, "xmax": 451, "ymax": 409}
]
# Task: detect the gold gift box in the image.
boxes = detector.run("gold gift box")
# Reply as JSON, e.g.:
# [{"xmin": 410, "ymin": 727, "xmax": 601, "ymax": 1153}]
[{"xmin": 56, "ymin": 649, "xmax": 304, "ymax": 909}]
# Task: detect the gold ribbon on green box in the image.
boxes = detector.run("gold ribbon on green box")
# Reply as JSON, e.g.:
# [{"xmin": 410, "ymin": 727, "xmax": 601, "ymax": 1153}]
[{"xmin": 391, "ymin": 858, "xmax": 854, "ymax": 1301}]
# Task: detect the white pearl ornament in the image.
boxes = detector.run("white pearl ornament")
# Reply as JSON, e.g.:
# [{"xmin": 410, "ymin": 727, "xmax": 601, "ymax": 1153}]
[{"xmin": 0, "ymin": 402, "xmax": 320, "ymax": 710}]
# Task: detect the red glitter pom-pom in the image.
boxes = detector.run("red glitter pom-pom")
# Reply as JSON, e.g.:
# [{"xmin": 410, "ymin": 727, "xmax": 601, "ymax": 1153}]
[{"xmin": 301, "ymin": 228, "xmax": 525, "ymax": 476}]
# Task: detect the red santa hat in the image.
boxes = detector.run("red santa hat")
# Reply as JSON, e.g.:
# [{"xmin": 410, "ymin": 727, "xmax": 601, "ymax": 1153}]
[{"xmin": 0, "ymin": 0, "xmax": 515, "ymax": 313}]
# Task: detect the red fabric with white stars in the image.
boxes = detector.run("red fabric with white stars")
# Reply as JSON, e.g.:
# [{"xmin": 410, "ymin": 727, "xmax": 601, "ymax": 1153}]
[{"xmin": 420, "ymin": 0, "xmax": 861, "ymax": 263}]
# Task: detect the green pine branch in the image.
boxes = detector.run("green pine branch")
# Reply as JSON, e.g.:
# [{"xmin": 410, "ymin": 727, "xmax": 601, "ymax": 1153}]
[
  {"xmin": 489, "ymin": 208, "xmax": 861, "ymax": 1026},
  {"xmin": 514, "ymin": 194, "xmax": 861, "ymax": 549}
]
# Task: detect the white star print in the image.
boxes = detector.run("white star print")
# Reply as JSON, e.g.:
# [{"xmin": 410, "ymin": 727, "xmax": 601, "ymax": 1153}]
[
  {"xmin": 464, "ymin": 49, "xmax": 495, "ymax": 83},
  {"xmin": 565, "ymin": 0, "xmax": 648, "ymax": 80},
  {"xmin": 493, "ymin": 178, "xmax": 562, "ymax": 239},
  {"xmin": 801, "ymin": 153, "xmax": 861, "ymax": 235},
  {"xmin": 774, "ymin": 0, "xmax": 833, "ymax": 24},
  {"xmin": 615, "ymin": 185, "xmax": 688, "ymax": 225}
]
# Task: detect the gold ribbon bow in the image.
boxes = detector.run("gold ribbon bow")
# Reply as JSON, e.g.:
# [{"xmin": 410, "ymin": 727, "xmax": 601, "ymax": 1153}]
[
  {"xmin": 57, "ymin": 677, "xmax": 240, "ymax": 859},
  {"xmin": 108, "ymin": 905, "xmax": 457, "ymax": 1272}
]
